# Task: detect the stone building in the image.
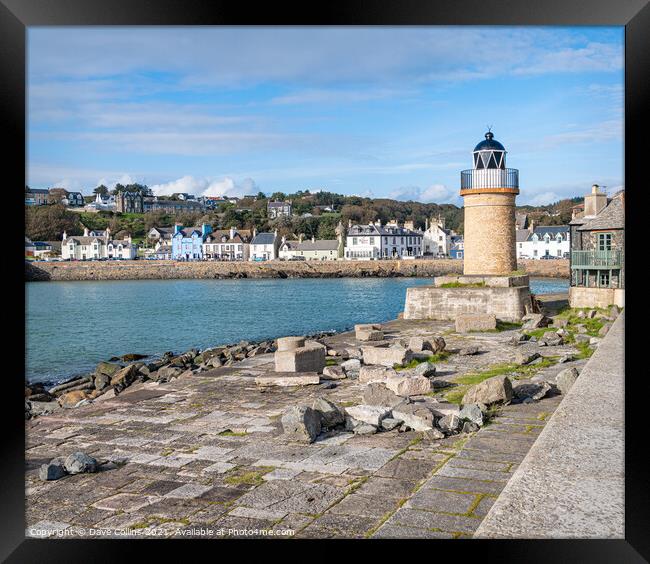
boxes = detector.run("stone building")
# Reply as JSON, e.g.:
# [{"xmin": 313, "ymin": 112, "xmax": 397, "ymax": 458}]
[
  {"xmin": 116, "ymin": 191, "xmax": 144, "ymax": 213},
  {"xmin": 267, "ymin": 200, "xmax": 292, "ymax": 219},
  {"xmin": 461, "ymin": 131, "xmax": 519, "ymax": 275},
  {"xmin": 569, "ymin": 185, "xmax": 624, "ymax": 307}
]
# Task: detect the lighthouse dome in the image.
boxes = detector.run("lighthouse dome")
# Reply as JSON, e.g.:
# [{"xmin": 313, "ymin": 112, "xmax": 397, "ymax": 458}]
[
  {"xmin": 472, "ymin": 131, "xmax": 506, "ymax": 170},
  {"xmin": 474, "ymin": 131, "xmax": 505, "ymax": 152}
]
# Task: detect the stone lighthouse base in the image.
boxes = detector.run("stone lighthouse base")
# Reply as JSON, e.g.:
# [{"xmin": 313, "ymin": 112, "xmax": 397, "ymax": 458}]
[{"xmin": 403, "ymin": 274, "xmax": 533, "ymax": 323}]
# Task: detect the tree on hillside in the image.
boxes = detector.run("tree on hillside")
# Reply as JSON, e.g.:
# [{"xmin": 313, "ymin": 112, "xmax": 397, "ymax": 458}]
[
  {"xmin": 270, "ymin": 191, "xmax": 287, "ymax": 201},
  {"xmin": 256, "ymin": 191, "xmax": 267, "ymax": 200},
  {"xmin": 93, "ymin": 185, "xmax": 109, "ymax": 197},
  {"xmin": 26, "ymin": 204, "xmax": 82, "ymax": 241}
]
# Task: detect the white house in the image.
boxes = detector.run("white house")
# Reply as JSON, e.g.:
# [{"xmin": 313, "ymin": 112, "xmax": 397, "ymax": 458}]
[
  {"xmin": 422, "ymin": 216, "xmax": 452, "ymax": 257},
  {"xmin": 517, "ymin": 225, "xmax": 570, "ymax": 259},
  {"xmin": 345, "ymin": 220, "xmax": 423, "ymax": 260},
  {"xmin": 249, "ymin": 231, "xmax": 279, "ymax": 261},
  {"xmin": 203, "ymin": 227, "xmax": 251, "ymax": 261},
  {"xmin": 61, "ymin": 227, "xmax": 137, "ymax": 260},
  {"xmin": 279, "ymin": 236, "xmax": 340, "ymax": 260}
]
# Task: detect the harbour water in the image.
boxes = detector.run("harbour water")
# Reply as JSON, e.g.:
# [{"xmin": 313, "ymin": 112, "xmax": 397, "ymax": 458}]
[{"xmin": 25, "ymin": 277, "xmax": 568, "ymax": 384}]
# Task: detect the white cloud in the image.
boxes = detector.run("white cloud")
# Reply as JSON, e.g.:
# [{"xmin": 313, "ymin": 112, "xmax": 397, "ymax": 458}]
[
  {"xmin": 388, "ymin": 183, "xmax": 457, "ymax": 204},
  {"xmin": 149, "ymin": 175, "xmax": 258, "ymax": 197}
]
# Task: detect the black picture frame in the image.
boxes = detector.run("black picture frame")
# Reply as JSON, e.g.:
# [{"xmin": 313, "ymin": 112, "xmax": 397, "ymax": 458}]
[{"xmin": 4, "ymin": 0, "xmax": 648, "ymax": 560}]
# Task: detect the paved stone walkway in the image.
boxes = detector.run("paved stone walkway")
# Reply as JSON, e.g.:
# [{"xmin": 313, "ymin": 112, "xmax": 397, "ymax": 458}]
[{"xmin": 25, "ymin": 317, "xmax": 582, "ymax": 539}]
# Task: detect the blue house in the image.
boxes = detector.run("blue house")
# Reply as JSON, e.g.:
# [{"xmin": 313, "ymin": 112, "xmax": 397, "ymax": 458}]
[
  {"xmin": 171, "ymin": 223, "xmax": 212, "ymax": 261},
  {"xmin": 449, "ymin": 236, "xmax": 464, "ymax": 259}
]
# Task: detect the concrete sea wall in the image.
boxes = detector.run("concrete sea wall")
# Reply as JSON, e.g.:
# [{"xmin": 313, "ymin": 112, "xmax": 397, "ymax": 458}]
[
  {"xmin": 475, "ymin": 311, "xmax": 625, "ymax": 538},
  {"xmin": 25, "ymin": 258, "xmax": 569, "ymax": 282}
]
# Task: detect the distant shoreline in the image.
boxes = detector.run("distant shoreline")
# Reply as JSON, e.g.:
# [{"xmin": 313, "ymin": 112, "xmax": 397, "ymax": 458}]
[{"xmin": 25, "ymin": 258, "xmax": 569, "ymax": 282}]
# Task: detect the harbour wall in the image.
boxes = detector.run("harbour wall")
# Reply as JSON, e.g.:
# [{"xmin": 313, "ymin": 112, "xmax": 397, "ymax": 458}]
[{"xmin": 25, "ymin": 259, "xmax": 569, "ymax": 282}]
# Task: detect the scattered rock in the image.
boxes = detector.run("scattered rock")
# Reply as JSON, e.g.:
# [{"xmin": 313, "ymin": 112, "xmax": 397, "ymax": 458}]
[
  {"xmin": 540, "ymin": 331, "xmax": 563, "ymax": 347},
  {"xmin": 39, "ymin": 458, "xmax": 67, "ymax": 481},
  {"xmin": 514, "ymin": 351, "xmax": 541, "ymax": 366},
  {"xmin": 459, "ymin": 403, "xmax": 484, "ymax": 427},
  {"xmin": 110, "ymin": 364, "xmax": 140, "ymax": 395},
  {"xmin": 552, "ymin": 318, "xmax": 568, "ymax": 328},
  {"xmin": 312, "ymin": 398, "xmax": 345, "ymax": 428},
  {"xmin": 462, "ymin": 421, "xmax": 480, "ymax": 433},
  {"xmin": 341, "ymin": 358, "xmax": 362, "ymax": 378},
  {"xmin": 321, "ymin": 366, "xmax": 346, "ymax": 380},
  {"xmin": 64, "ymin": 452, "xmax": 98, "ymax": 474},
  {"xmin": 589, "ymin": 337, "xmax": 601, "ymax": 346},
  {"xmin": 362, "ymin": 346, "xmax": 413, "ymax": 368},
  {"xmin": 522, "ymin": 313, "xmax": 551, "ymax": 330},
  {"xmin": 408, "ymin": 336, "xmax": 433, "ymax": 352},
  {"xmin": 380, "ymin": 417, "xmax": 402, "ymax": 431},
  {"xmin": 599, "ymin": 324, "xmax": 612, "ymax": 337},
  {"xmin": 391, "ymin": 404, "xmax": 434, "ymax": 431},
  {"xmin": 513, "ymin": 382, "xmax": 553, "ymax": 402},
  {"xmin": 358, "ymin": 365, "xmax": 396, "ymax": 384},
  {"xmin": 411, "ymin": 362, "xmax": 437, "ymax": 378},
  {"xmin": 609, "ymin": 305, "xmax": 620, "ymax": 319},
  {"xmin": 385, "ymin": 375, "xmax": 431, "ymax": 397},
  {"xmin": 556, "ymin": 367, "xmax": 579, "ymax": 394},
  {"xmin": 430, "ymin": 336, "xmax": 446, "ymax": 354},
  {"xmin": 462, "ymin": 375, "xmax": 513, "ymax": 406},
  {"xmin": 281, "ymin": 406, "xmax": 322, "ymax": 443},
  {"xmin": 458, "ymin": 346, "xmax": 479, "ymax": 356},
  {"xmin": 356, "ymin": 329, "xmax": 385, "ymax": 342},
  {"xmin": 573, "ymin": 334, "xmax": 591, "ymax": 344},
  {"xmin": 508, "ymin": 333, "xmax": 529, "ymax": 346},
  {"xmin": 120, "ymin": 353, "xmax": 147, "ymax": 362},
  {"xmin": 155, "ymin": 365, "xmax": 184, "ymax": 382},
  {"xmin": 438, "ymin": 414, "xmax": 462, "ymax": 434},
  {"xmin": 95, "ymin": 361, "xmax": 122, "ymax": 378},
  {"xmin": 345, "ymin": 405, "xmax": 391, "ymax": 427},
  {"xmin": 362, "ymin": 382, "xmax": 408, "ymax": 408},
  {"xmin": 558, "ymin": 355, "xmax": 574, "ymax": 363},
  {"xmin": 58, "ymin": 390, "xmax": 90, "ymax": 408},
  {"xmin": 353, "ymin": 423, "xmax": 378, "ymax": 435},
  {"xmin": 423, "ymin": 428, "xmax": 445, "ymax": 440}
]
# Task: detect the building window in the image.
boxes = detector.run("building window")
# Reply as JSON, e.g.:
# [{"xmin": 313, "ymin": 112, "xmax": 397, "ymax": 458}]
[
  {"xmin": 598, "ymin": 233, "xmax": 612, "ymax": 251},
  {"xmin": 599, "ymin": 271, "xmax": 610, "ymax": 287}
]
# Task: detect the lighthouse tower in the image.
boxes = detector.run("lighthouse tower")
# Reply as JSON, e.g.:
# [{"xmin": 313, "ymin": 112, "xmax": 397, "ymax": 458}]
[{"xmin": 461, "ymin": 131, "xmax": 519, "ymax": 276}]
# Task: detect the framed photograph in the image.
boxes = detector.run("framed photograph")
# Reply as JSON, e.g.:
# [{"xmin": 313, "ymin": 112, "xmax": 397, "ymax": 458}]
[{"xmin": 5, "ymin": 0, "xmax": 647, "ymax": 559}]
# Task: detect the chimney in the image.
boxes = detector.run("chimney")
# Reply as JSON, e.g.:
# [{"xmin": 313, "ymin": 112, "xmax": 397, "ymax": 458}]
[
  {"xmin": 311, "ymin": 236, "xmax": 315, "ymax": 243},
  {"xmin": 201, "ymin": 223, "xmax": 212, "ymax": 237},
  {"xmin": 126, "ymin": 233, "xmax": 132, "ymax": 244},
  {"xmin": 83, "ymin": 226, "xmax": 89, "ymax": 237},
  {"xmin": 62, "ymin": 230, "xmax": 67, "ymax": 241},
  {"xmin": 253, "ymin": 227, "xmax": 257, "ymax": 238},
  {"xmin": 584, "ymin": 184, "xmax": 608, "ymax": 217},
  {"xmin": 174, "ymin": 223, "xmax": 182, "ymax": 235},
  {"xmin": 274, "ymin": 229, "xmax": 278, "ymax": 237},
  {"xmin": 348, "ymin": 219, "xmax": 352, "ymax": 228},
  {"xmin": 425, "ymin": 217, "xmax": 429, "ymax": 231},
  {"xmin": 105, "ymin": 227, "xmax": 111, "ymax": 241},
  {"xmin": 299, "ymin": 233, "xmax": 304, "ymax": 243},
  {"xmin": 281, "ymin": 235, "xmax": 286, "ymax": 245},
  {"xmin": 229, "ymin": 226, "xmax": 236, "ymax": 240}
]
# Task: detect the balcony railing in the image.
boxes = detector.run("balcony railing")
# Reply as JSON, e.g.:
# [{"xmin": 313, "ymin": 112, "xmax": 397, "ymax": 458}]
[
  {"xmin": 570, "ymin": 250, "xmax": 623, "ymax": 269},
  {"xmin": 460, "ymin": 168, "xmax": 519, "ymax": 190}
]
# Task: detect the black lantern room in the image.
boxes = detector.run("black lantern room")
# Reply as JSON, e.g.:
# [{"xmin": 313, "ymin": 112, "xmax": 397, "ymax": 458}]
[{"xmin": 473, "ymin": 131, "xmax": 506, "ymax": 170}]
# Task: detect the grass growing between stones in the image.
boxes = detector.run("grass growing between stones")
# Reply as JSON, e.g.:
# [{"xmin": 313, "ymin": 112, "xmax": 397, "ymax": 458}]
[
  {"xmin": 219, "ymin": 429, "xmax": 248, "ymax": 437},
  {"xmin": 224, "ymin": 466, "xmax": 274, "ymax": 486},
  {"xmin": 395, "ymin": 352, "xmax": 450, "ymax": 371}
]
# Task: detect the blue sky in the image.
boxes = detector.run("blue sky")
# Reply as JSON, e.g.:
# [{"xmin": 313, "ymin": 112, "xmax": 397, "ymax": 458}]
[{"xmin": 27, "ymin": 26, "xmax": 624, "ymax": 205}]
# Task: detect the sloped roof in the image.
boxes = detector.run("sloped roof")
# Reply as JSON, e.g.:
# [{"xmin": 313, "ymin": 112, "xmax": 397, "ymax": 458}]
[
  {"xmin": 251, "ymin": 232, "xmax": 276, "ymax": 245},
  {"xmin": 515, "ymin": 229, "xmax": 530, "ymax": 242},
  {"xmin": 298, "ymin": 239, "xmax": 339, "ymax": 251},
  {"xmin": 577, "ymin": 194, "xmax": 624, "ymax": 231}
]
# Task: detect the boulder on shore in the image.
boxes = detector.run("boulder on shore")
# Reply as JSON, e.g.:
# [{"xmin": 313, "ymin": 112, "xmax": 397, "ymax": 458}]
[
  {"xmin": 462, "ymin": 375, "xmax": 513, "ymax": 406},
  {"xmin": 110, "ymin": 364, "xmax": 139, "ymax": 395},
  {"xmin": 64, "ymin": 452, "xmax": 99, "ymax": 474},
  {"xmin": 58, "ymin": 390, "xmax": 90, "ymax": 408},
  {"xmin": 281, "ymin": 406, "xmax": 322, "ymax": 443},
  {"xmin": 39, "ymin": 458, "xmax": 67, "ymax": 481},
  {"xmin": 556, "ymin": 367, "xmax": 579, "ymax": 395},
  {"xmin": 312, "ymin": 398, "xmax": 345, "ymax": 428}
]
